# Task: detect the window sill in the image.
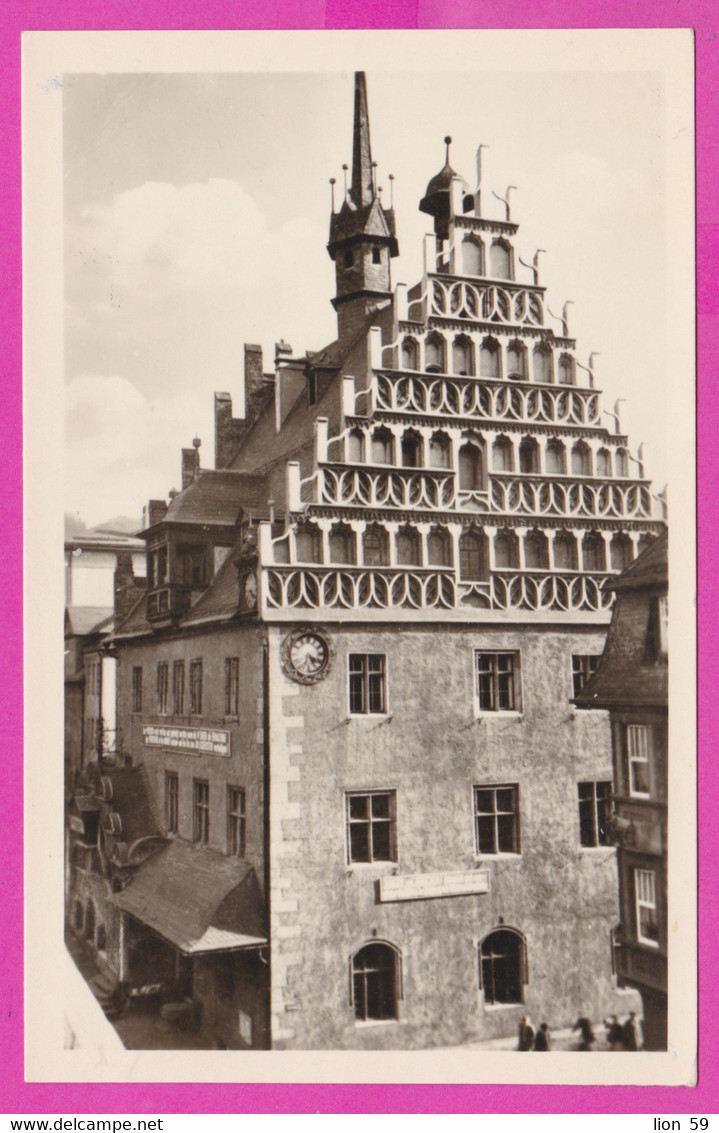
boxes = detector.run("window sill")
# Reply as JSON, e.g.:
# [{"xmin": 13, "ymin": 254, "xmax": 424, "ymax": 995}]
[
  {"xmin": 482, "ymin": 1002, "xmax": 524, "ymax": 1011},
  {"xmin": 473, "ymin": 711, "xmax": 523, "ymax": 721},
  {"xmin": 346, "ymin": 861, "xmax": 398, "ymax": 874},
  {"xmin": 579, "ymin": 845, "xmax": 615, "ymax": 855},
  {"xmin": 474, "ymin": 853, "xmax": 521, "ymax": 862},
  {"xmin": 354, "ymin": 1018, "xmax": 402, "ymax": 1028}
]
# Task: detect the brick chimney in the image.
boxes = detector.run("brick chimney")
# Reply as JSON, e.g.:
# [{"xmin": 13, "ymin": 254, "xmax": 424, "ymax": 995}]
[{"xmin": 144, "ymin": 499, "xmax": 167, "ymax": 528}]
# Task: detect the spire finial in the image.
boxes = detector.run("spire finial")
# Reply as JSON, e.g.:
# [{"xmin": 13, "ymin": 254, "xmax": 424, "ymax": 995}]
[
  {"xmin": 342, "ymin": 164, "xmax": 349, "ymax": 201},
  {"xmin": 351, "ymin": 71, "xmax": 373, "ymax": 207},
  {"xmin": 329, "ymin": 177, "xmax": 336, "ymax": 213},
  {"xmin": 388, "ymin": 173, "xmax": 394, "ymax": 209},
  {"xmin": 444, "ymin": 135, "xmax": 452, "ymax": 164}
]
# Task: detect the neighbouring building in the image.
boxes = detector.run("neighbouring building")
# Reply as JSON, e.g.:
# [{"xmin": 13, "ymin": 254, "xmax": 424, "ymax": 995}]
[
  {"xmin": 67, "ymin": 72, "xmax": 663, "ymax": 1050},
  {"xmin": 574, "ymin": 529, "xmax": 668, "ymax": 1050}
]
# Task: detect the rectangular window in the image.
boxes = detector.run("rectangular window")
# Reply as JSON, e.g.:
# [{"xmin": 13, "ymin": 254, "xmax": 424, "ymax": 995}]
[
  {"xmin": 627, "ymin": 724, "xmax": 650, "ymax": 796},
  {"xmin": 349, "ymin": 654, "xmax": 386, "ymax": 715},
  {"xmin": 193, "ymin": 779, "xmax": 209, "ymax": 844},
  {"xmin": 474, "ymin": 785, "xmax": 520, "ymax": 854},
  {"xmin": 189, "ymin": 659, "xmax": 203, "ymax": 715},
  {"xmin": 227, "ymin": 786, "xmax": 246, "ymax": 856},
  {"xmin": 225, "ymin": 657, "xmax": 240, "ymax": 717},
  {"xmin": 634, "ymin": 868, "xmax": 659, "ymax": 947},
  {"xmin": 475, "ymin": 652, "xmax": 521, "ymax": 712},
  {"xmin": 165, "ymin": 771, "xmax": 178, "ymax": 834},
  {"xmin": 571, "ymin": 654, "xmax": 600, "ymax": 698},
  {"xmin": 577, "ymin": 781, "xmax": 612, "ymax": 847},
  {"xmin": 172, "ymin": 660, "xmax": 185, "ymax": 715},
  {"xmin": 132, "ymin": 667, "xmax": 143, "ymax": 713},
  {"xmin": 346, "ymin": 791, "xmax": 397, "ymax": 863},
  {"xmin": 157, "ymin": 662, "xmax": 169, "ymax": 714}
]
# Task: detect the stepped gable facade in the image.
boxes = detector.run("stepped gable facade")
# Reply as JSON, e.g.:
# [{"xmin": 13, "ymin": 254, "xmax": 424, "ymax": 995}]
[{"xmin": 96, "ymin": 72, "xmax": 664, "ymax": 1049}]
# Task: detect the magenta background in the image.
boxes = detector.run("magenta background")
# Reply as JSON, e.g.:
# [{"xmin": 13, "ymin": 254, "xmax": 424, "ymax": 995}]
[{"xmin": 4, "ymin": 0, "xmax": 714, "ymax": 1114}]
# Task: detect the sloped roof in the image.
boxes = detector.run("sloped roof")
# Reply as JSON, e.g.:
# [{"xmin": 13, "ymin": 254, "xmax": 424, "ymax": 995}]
[
  {"xmin": 65, "ymin": 607, "xmax": 114, "ymax": 637},
  {"xmin": 112, "ymin": 590, "xmax": 150, "ymax": 637},
  {"xmin": 605, "ymin": 529, "xmax": 667, "ymax": 592},
  {"xmin": 180, "ymin": 551, "xmax": 241, "ymax": 626},
  {"xmin": 159, "ymin": 470, "xmax": 265, "ymax": 529},
  {"xmin": 114, "ymin": 841, "xmax": 266, "ymax": 953},
  {"xmin": 96, "ymin": 763, "xmax": 165, "ymax": 847}
]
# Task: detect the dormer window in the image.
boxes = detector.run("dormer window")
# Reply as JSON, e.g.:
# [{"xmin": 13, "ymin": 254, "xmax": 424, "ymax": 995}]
[{"xmin": 178, "ymin": 545, "xmax": 208, "ymax": 588}]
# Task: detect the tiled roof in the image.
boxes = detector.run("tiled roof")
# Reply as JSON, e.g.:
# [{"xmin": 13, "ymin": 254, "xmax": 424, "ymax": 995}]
[
  {"xmin": 114, "ymin": 841, "xmax": 266, "ymax": 953},
  {"xmin": 112, "ymin": 591, "xmax": 150, "ymax": 637},
  {"xmin": 90, "ymin": 763, "xmax": 165, "ymax": 848},
  {"xmin": 180, "ymin": 552, "xmax": 241, "ymax": 626},
  {"xmin": 65, "ymin": 607, "xmax": 114, "ymax": 637},
  {"xmin": 160, "ymin": 470, "xmax": 266, "ymax": 529}
]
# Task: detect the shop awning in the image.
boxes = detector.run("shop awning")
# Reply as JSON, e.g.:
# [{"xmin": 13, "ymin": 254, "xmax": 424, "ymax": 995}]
[{"xmin": 114, "ymin": 840, "xmax": 267, "ymax": 955}]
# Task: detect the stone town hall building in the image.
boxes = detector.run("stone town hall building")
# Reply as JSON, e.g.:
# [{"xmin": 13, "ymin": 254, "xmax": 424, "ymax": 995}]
[{"xmin": 66, "ymin": 73, "xmax": 664, "ymax": 1050}]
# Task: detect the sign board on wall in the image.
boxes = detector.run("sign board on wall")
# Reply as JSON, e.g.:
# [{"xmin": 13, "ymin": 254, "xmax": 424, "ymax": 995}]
[
  {"xmin": 142, "ymin": 724, "xmax": 231, "ymax": 757},
  {"xmin": 378, "ymin": 869, "xmax": 490, "ymax": 903}
]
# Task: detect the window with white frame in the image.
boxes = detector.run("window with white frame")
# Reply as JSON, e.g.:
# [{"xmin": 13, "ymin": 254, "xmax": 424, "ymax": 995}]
[
  {"xmin": 475, "ymin": 652, "xmax": 521, "ymax": 712},
  {"xmin": 349, "ymin": 654, "xmax": 386, "ymax": 714},
  {"xmin": 474, "ymin": 785, "xmax": 520, "ymax": 854},
  {"xmin": 346, "ymin": 790, "xmax": 397, "ymax": 863},
  {"xmin": 627, "ymin": 725, "xmax": 650, "ymax": 796},
  {"xmin": 634, "ymin": 868, "xmax": 660, "ymax": 947}
]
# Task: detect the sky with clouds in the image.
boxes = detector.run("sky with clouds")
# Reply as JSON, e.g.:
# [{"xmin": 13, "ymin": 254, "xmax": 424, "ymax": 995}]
[{"xmin": 64, "ymin": 65, "xmax": 672, "ymax": 527}]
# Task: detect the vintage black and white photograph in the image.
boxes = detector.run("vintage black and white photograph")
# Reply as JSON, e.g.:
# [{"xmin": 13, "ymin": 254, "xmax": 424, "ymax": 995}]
[{"xmin": 24, "ymin": 30, "xmax": 695, "ymax": 1080}]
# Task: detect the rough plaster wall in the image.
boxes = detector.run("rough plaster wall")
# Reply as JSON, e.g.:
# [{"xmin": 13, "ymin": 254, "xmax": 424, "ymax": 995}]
[{"xmin": 267, "ymin": 621, "xmax": 638, "ymax": 1049}]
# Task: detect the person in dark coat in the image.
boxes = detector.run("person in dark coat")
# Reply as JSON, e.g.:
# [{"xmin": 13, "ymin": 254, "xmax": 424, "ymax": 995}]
[
  {"xmin": 572, "ymin": 1016, "xmax": 596, "ymax": 1051},
  {"xmin": 623, "ymin": 1012, "xmax": 639, "ymax": 1050},
  {"xmin": 533, "ymin": 1022, "xmax": 550, "ymax": 1050},
  {"xmin": 517, "ymin": 1015, "xmax": 535, "ymax": 1051},
  {"xmin": 604, "ymin": 1014, "xmax": 625, "ymax": 1050}
]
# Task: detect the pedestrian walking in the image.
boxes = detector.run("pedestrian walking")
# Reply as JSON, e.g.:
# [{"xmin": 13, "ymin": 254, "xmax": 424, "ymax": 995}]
[
  {"xmin": 533, "ymin": 1022, "xmax": 550, "ymax": 1050},
  {"xmin": 572, "ymin": 1016, "xmax": 596, "ymax": 1051},
  {"xmin": 517, "ymin": 1015, "xmax": 535, "ymax": 1051},
  {"xmin": 623, "ymin": 1012, "xmax": 639, "ymax": 1051},
  {"xmin": 603, "ymin": 1014, "xmax": 625, "ymax": 1050}
]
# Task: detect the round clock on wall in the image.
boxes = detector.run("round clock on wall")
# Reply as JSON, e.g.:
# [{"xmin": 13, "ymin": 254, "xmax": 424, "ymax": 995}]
[{"xmin": 281, "ymin": 628, "xmax": 333, "ymax": 685}]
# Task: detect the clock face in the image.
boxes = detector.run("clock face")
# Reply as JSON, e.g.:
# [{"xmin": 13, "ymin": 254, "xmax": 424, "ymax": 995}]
[
  {"xmin": 282, "ymin": 629, "xmax": 333, "ymax": 684},
  {"xmin": 243, "ymin": 571, "xmax": 257, "ymax": 608}
]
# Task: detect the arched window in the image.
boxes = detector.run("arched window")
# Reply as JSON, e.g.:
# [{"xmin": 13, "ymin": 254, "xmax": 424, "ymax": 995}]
[
  {"xmin": 429, "ymin": 432, "xmax": 451, "ymax": 469},
  {"xmin": 363, "ymin": 524, "xmax": 389, "ymax": 567},
  {"xmin": 596, "ymin": 448, "xmax": 612, "ymax": 477},
  {"xmin": 494, "ymin": 531, "xmax": 519, "ymax": 569},
  {"xmin": 489, "ymin": 239, "xmax": 512, "ymax": 280},
  {"xmin": 558, "ymin": 354, "xmax": 575, "ymax": 385},
  {"xmin": 401, "ymin": 338, "xmax": 418, "ymax": 370},
  {"xmin": 524, "ymin": 530, "xmax": 549, "ymax": 569},
  {"xmin": 295, "ymin": 525, "xmax": 321, "ymax": 563},
  {"xmin": 553, "ymin": 532, "xmax": 578, "ymax": 570},
  {"xmin": 85, "ymin": 900, "xmax": 96, "ymax": 942},
  {"xmin": 425, "ymin": 333, "xmax": 445, "ymax": 373},
  {"xmin": 615, "ymin": 448, "xmax": 629, "ymax": 477},
  {"xmin": 427, "ymin": 527, "xmax": 452, "ymax": 567},
  {"xmin": 347, "ymin": 428, "xmax": 365, "ymax": 463},
  {"xmin": 462, "ymin": 237, "xmax": 483, "ymax": 276},
  {"xmin": 329, "ymin": 525, "xmax": 356, "ymax": 565},
  {"xmin": 519, "ymin": 437, "xmax": 539, "ymax": 474},
  {"xmin": 533, "ymin": 345, "xmax": 553, "ymax": 383},
  {"xmin": 96, "ymin": 924, "xmax": 107, "ymax": 951},
  {"xmin": 582, "ymin": 532, "xmax": 606, "ymax": 571},
  {"xmin": 479, "ymin": 929, "xmax": 526, "ymax": 1005},
  {"xmin": 459, "ymin": 529, "xmax": 488, "ymax": 581},
  {"xmin": 610, "ymin": 534, "xmax": 633, "ymax": 571},
  {"xmin": 401, "ymin": 430, "xmax": 422, "ymax": 468},
  {"xmin": 492, "ymin": 436, "xmax": 514, "ymax": 472},
  {"xmin": 545, "ymin": 439, "xmax": 566, "ymax": 475},
  {"xmin": 571, "ymin": 442, "xmax": 592, "ymax": 477},
  {"xmin": 458, "ymin": 443, "xmax": 483, "ymax": 491},
  {"xmin": 480, "ymin": 338, "xmax": 500, "ymax": 378},
  {"xmin": 371, "ymin": 428, "xmax": 394, "ymax": 465},
  {"xmin": 396, "ymin": 526, "xmax": 421, "ymax": 566},
  {"xmin": 452, "ymin": 335, "xmax": 474, "ymax": 376},
  {"xmin": 351, "ymin": 942, "xmax": 401, "ymax": 1022},
  {"xmin": 507, "ymin": 342, "xmax": 527, "ymax": 380}
]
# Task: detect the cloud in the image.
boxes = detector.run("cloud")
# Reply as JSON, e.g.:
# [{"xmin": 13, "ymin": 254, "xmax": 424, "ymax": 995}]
[{"xmin": 65, "ymin": 373, "xmax": 214, "ymax": 525}]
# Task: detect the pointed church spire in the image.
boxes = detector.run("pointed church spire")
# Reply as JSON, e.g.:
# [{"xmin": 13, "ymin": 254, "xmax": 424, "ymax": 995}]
[{"xmin": 351, "ymin": 72, "xmax": 374, "ymax": 207}]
